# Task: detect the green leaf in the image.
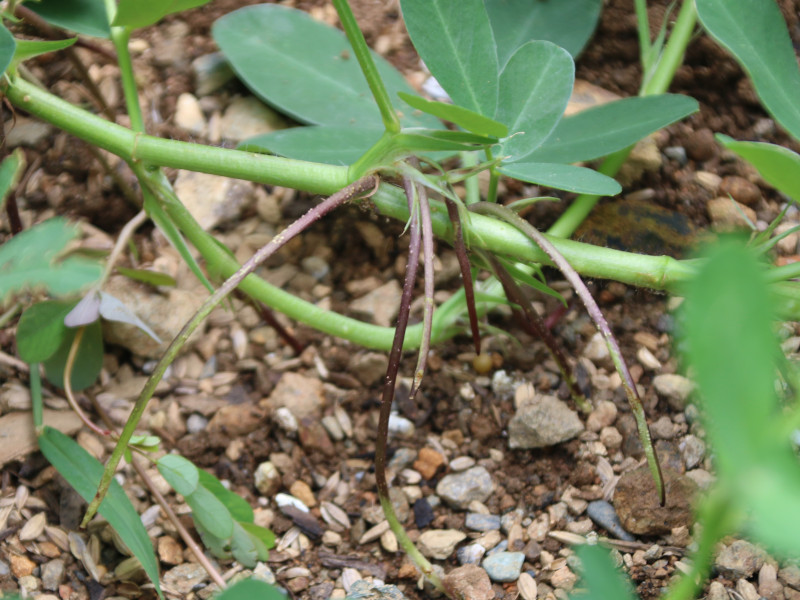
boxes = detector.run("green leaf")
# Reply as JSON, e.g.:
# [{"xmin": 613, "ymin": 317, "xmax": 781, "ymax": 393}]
[
  {"xmin": 395, "ymin": 129, "xmax": 498, "ymax": 154},
  {"xmin": 112, "ymin": 0, "xmax": 212, "ymax": 29},
  {"xmin": 525, "ymin": 94, "xmax": 699, "ymax": 164},
  {"xmin": 397, "ymin": 92, "xmax": 508, "ymax": 138},
  {"xmin": 495, "ymin": 41, "xmax": 574, "ymax": 160},
  {"xmin": 0, "ymin": 218, "xmax": 103, "ymax": 301},
  {"xmin": 16, "ymin": 300, "xmax": 75, "ymax": 363},
  {"xmin": 571, "ymin": 544, "xmax": 636, "ymax": 600},
  {"xmin": 213, "ymin": 5, "xmax": 440, "ymax": 130},
  {"xmin": 486, "ymin": 0, "xmax": 602, "ymax": 65},
  {"xmin": 12, "ymin": 38, "xmax": 76, "ymax": 68},
  {"xmin": 230, "ymin": 522, "xmax": 258, "ymax": 568},
  {"xmin": 498, "ymin": 162, "xmax": 622, "ymax": 195},
  {"xmin": 0, "ymin": 24, "xmax": 15, "ymax": 77},
  {"xmin": 185, "ymin": 485, "xmax": 234, "ymax": 541},
  {"xmin": 129, "ymin": 435, "xmax": 160, "ymax": 453},
  {"xmin": 197, "ymin": 469, "xmax": 254, "ymax": 523},
  {"xmin": 401, "ymin": 0, "xmax": 498, "ymax": 116},
  {"xmin": 115, "ymin": 266, "xmax": 176, "ymax": 287},
  {"xmin": 239, "ymin": 522, "xmax": 276, "ymax": 558},
  {"xmin": 157, "ymin": 455, "xmax": 199, "ymax": 497},
  {"xmin": 697, "ymin": 0, "xmax": 800, "ymax": 142},
  {"xmin": 716, "ymin": 135, "xmax": 800, "ymax": 203},
  {"xmin": 215, "ymin": 578, "xmax": 285, "ymax": 600},
  {"xmin": 239, "ymin": 127, "xmax": 384, "ymax": 166},
  {"xmin": 38, "ymin": 427, "xmax": 163, "ymax": 599},
  {"xmin": 27, "ymin": 0, "xmax": 110, "ymax": 38},
  {"xmin": 0, "ymin": 149, "xmax": 25, "ymax": 212},
  {"xmin": 43, "ymin": 320, "xmax": 103, "ymax": 391}
]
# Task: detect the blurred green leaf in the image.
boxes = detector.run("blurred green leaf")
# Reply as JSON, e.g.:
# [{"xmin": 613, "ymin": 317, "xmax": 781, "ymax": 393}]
[
  {"xmin": 185, "ymin": 484, "xmax": 234, "ymax": 541},
  {"xmin": 716, "ymin": 135, "xmax": 800, "ymax": 203},
  {"xmin": 239, "ymin": 127, "xmax": 384, "ymax": 166},
  {"xmin": 27, "ymin": 0, "xmax": 110, "ymax": 38},
  {"xmin": 397, "ymin": 92, "xmax": 508, "ymax": 138},
  {"xmin": 12, "ymin": 38, "xmax": 76, "ymax": 69},
  {"xmin": 498, "ymin": 162, "xmax": 622, "ymax": 195},
  {"xmin": 16, "ymin": 300, "xmax": 75, "ymax": 363},
  {"xmin": 571, "ymin": 544, "xmax": 636, "ymax": 600},
  {"xmin": 197, "ymin": 469, "xmax": 254, "ymax": 523},
  {"xmin": 215, "ymin": 578, "xmax": 285, "ymax": 600},
  {"xmin": 116, "ymin": 266, "xmax": 176, "ymax": 287},
  {"xmin": 696, "ymin": 0, "xmax": 800, "ymax": 142},
  {"xmin": 112, "ymin": 0, "xmax": 212, "ymax": 29},
  {"xmin": 486, "ymin": 0, "xmax": 602, "ymax": 64},
  {"xmin": 525, "ymin": 94, "xmax": 699, "ymax": 164},
  {"xmin": 157, "ymin": 455, "xmax": 199, "ymax": 497},
  {"xmin": 43, "ymin": 320, "xmax": 103, "ymax": 391},
  {"xmin": 495, "ymin": 41, "xmax": 574, "ymax": 160},
  {"xmin": 213, "ymin": 5, "xmax": 440, "ymax": 130},
  {"xmin": 401, "ymin": 0, "xmax": 498, "ymax": 116},
  {"xmin": 230, "ymin": 522, "xmax": 258, "ymax": 567},
  {"xmin": 240, "ymin": 522, "xmax": 276, "ymax": 557},
  {"xmin": 0, "ymin": 218, "xmax": 103, "ymax": 301},
  {"xmin": 38, "ymin": 427, "xmax": 163, "ymax": 598},
  {"xmin": 0, "ymin": 24, "xmax": 15, "ymax": 79},
  {"xmin": 0, "ymin": 149, "xmax": 25, "ymax": 212}
]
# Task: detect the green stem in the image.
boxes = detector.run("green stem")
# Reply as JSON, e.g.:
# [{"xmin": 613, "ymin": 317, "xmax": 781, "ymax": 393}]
[
  {"xmin": 110, "ymin": 27, "xmax": 144, "ymax": 132},
  {"xmin": 461, "ymin": 151, "xmax": 481, "ymax": 205},
  {"xmin": 547, "ymin": 0, "xmax": 698, "ymax": 239},
  {"xmin": 634, "ymin": 0, "xmax": 652, "ymax": 69},
  {"xmin": 332, "ymin": 0, "xmax": 400, "ymax": 134},
  {"xmin": 31, "ymin": 363, "xmax": 42, "ymax": 434}
]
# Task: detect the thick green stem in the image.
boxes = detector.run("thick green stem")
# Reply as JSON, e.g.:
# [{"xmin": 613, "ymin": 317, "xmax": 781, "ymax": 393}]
[
  {"xmin": 547, "ymin": 0, "xmax": 698, "ymax": 239},
  {"xmin": 332, "ymin": 0, "xmax": 400, "ymax": 134}
]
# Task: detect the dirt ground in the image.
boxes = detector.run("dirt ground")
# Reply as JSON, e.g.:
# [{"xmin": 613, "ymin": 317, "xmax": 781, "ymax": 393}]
[{"xmin": 2, "ymin": 1, "xmax": 800, "ymax": 599}]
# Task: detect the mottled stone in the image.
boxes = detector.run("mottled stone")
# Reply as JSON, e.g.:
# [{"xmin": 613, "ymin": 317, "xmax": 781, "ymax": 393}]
[
  {"xmin": 482, "ymin": 552, "xmax": 525, "ymax": 583},
  {"xmin": 508, "ymin": 395, "xmax": 584, "ymax": 449},
  {"xmin": 465, "ymin": 513, "xmax": 502, "ymax": 532},
  {"xmin": 715, "ymin": 540, "xmax": 768, "ymax": 579},
  {"xmin": 436, "ymin": 466, "xmax": 494, "ymax": 509},
  {"xmin": 418, "ymin": 530, "xmax": 467, "ymax": 560},
  {"xmin": 613, "ymin": 467, "xmax": 697, "ymax": 535},
  {"xmin": 443, "ymin": 564, "xmax": 494, "ymax": 600}
]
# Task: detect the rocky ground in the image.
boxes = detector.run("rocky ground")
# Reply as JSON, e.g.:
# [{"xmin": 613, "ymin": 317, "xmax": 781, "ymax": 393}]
[{"xmin": 2, "ymin": 1, "xmax": 800, "ymax": 600}]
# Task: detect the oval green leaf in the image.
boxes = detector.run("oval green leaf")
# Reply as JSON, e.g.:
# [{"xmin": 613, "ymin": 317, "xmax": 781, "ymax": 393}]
[
  {"xmin": 157, "ymin": 455, "xmax": 199, "ymax": 497},
  {"xmin": 197, "ymin": 469, "xmax": 254, "ymax": 523},
  {"xmin": 716, "ymin": 135, "xmax": 800, "ymax": 203},
  {"xmin": 112, "ymin": 0, "xmax": 212, "ymax": 29},
  {"xmin": 525, "ymin": 94, "xmax": 699, "ymax": 164},
  {"xmin": 215, "ymin": 578, "xmax": 285, "ymax": 600},
  {"xmin": 397, "ymin": 92, "xmax": 508, "ymax": 138},
  {"xmin": 17, "ymin": 300, "xmax": 76, "ymax": 363},
  {"xmin": 230, "ymin": 522, "xmax": 258, "ymax": 568},
  {"xmin": 499, "ymin": 162, "xmax": 622, "ymax": 195},
  {"xmin": 486, "ymin": 0, "xmax": 602, "ymax": 65},
  {"xmin": 495, "ymin": 41, "xmax": 574, "ymax": 160},
  {"xmin": 213, "ymin": 5, "xmax": 440, "ymax": 130},
  {"xmin": 572, "ymin": 544, "xmax": 636, "ymax": 600},
  {"xmin": 0, "ymin": 25, "xmax": 15, "ymax": 76},
  {"xmin": 13, "ymin": 38, "xmax": 77, "ymax": 67},
  {"xmin": 239, "ymin": 127, "xmax": 384, "ymax": 166},
  {"xmin": 186, "ymin": 485, "xmax": 234, "ymax": 541},
  {"xmin": 401, "ymin": 0, "xmax": 498, "ymax": 116},
  {"xmin": 27, "ymin": 0, "xmax": 110, "ymax": 38},
  {"xmin": 43, "ymin": 320, "xmax": 103, "ymax": 391},
  {"xmin": 39, "ymin": 427, "xmax": 164, "ymax": 599},
  {"xmin": 697, "ymin": 0, "xmax": 800, "ymax": 142}
]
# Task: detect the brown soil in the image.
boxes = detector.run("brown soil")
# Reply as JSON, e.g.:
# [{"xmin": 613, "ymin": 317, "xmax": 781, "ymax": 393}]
[{"xmin": 2, "ymin": 1, "xmax": 800, "ymax": 600}]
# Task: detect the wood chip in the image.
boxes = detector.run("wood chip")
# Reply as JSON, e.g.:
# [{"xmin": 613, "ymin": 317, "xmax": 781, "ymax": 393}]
[
  {"xmin": 18, "ymin": 511, "xmax": 46, "ymax": 541},
  {"xmin": 518, "ymin": 572, "xmax": 538, "ymax": 600}
]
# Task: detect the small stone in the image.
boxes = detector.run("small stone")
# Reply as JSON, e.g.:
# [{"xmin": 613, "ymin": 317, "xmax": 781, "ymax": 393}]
[
  {"xmin": 388, "ymin": 414, "xmax": 415, "ymax": 438},
  {"xmin": 41, "ymin": 559, "xmax": 65, "ymax": 591},
  {"xmin": 174, "ymin": 93, "xmax": 206, "ymax": 135},
  {"xmin": 679, "ymin": 435, "xmax": 706, "ymax": 469},
  {"xmin": 443, "ymin": 564, "xmax": 494, "ymax": 600},
  {"xmin": 457, "ymin": 544, "xmax": 487, "ymax": 565},
  {"xmin": 207, "ymin": 403, "xmax": 266, "ymax": 437},
  {"xmin": 708, "ymin": 197, "xmax": 758, "ymax": 232},
  {"xmin": 173, "ymin": 170, "xmax": 254, "ymax": 231},
  {"xmin": 583, "ymin": 332, "xmax": 610, "ymax": 362},
  {"xmin": 0, "ymin": 383, "xmax": 31, "ymax": 411},
  {"xmin": 450, "ymin": 456, "xmax": 476, "ymax": 471},
  {"xmin": 219, "ymin": 96, "xmax": 288, "ymax": 142},
  {"xmin": 618, "ymin": 135, "xmax": 661, "ymax": 186},
  {"xmin": 349, "ymin": 353, "xmax": 389, "ymax": 387},
  {"xmin": 517, "ymin": 572, "xmax": 538, "ymax": 600},
  {"xmin": 759, "ymin": 564, "xmax": 784, "ymax": 600},
  {"xmin": 262, "ymin": 372, "xmax": 326, "ymax": 419},
  {"xmin": 650, "ymin": 415, "xmax": 676, "ymax": 439},
  {"xmin": 413, "ymin": 498, "xmax": 435, "ymax": 529},
  {"xmin": 413, "ymin": 448, "xmax": 446, "ymax": 480},
  {"xmin": 347, "ymin": 579, "xmax": 407, "ymax": 600},
  {"xmin": 600, "ymin": 426, "xmax": 623, "ymax": 450},
  {"xmin": 482, "ymin": 552, "xmax": 525, "ymax": 583},
  {"xmin": 715, "ymin": 540, "xmax": 768, "ymax": 579},
  {"xmin": 163, "ymin": 562, "xmax": 208, "ymax": 595},
  {"xmin": 706, "ymin": 581, "xmax": 729, "ymax": 600},
  {"xmin": 350, "ymin": 280, "xmax": 402, "ymax": 327},
  {"xmin": 613, "ymin": 467, "xmax": 697, "ymax": 535},
  {"xmin": 4, "ymin": 116, "xmax": 52, "ymax": 147},
  {"xmin": 685, "ymin": 468, "xmax": 715, "ymax": 490},
  {"xmin": 508, "ymin": 395, "xmax": 584, "ymax": 449},
  {"xmin": 587, "ymin": 400, "xmax": 617, "ymax": 432},
  {"xmin": 275, "ymin": 407, "xmax": 299, "ymax": 433},
  {"xmin": 289, "ymin": 480, "xmax": 316, "ymax": 508},
  {"xmin": 779, "ymin": 564, "xmax": 800, "ymax": 590},
  {"xmin": 550, "ymin": 565, "xmax": 577, "ymax": 591},
  {"xmin": 322, "ymin": 530, "xmax": 342, "ymax": 546},
  {"xmin": 736, "ymin": 578, "xmax": 760, "ymax": 600},
  {"xmin": 719, "ymin": 176, "xmax": 761, "ymax": 206},
  {"xmin": 10, "ymin": 554, "xmax": 36, "ymax": 578},
  {"xmin": 321, "ymin": 415, "xmax": 344, "ymax": 441},
  {"xmin": 359, "ymin": 521, "xmax": 390, "ymax": 545},
  {"xmin": 185, "ymin": 413, "xmax": 208, "ymax": 434},
  {"xmin": 436, "ymin": 466, "xmax": 494, "ymax": 509},
  {"xmin": 465, "ymin": 513, "xmax": 502, "ymax": 532},
  {"xmin": 685, "ymin": 127, "xmax": 717, "ymax": 162},
  {"xmin": 157, "ymin": 536, "xmax": 184, "ymax": 566},
  {"xmin": 275, "ymin": 492, "xmax": 309, "ymax": 513},
  {"xmin": 192, "ymin": 53, "xmax": 235, "ymax": 96},
  {"xmin": 254, "ymin": 462, "xmax": 282, "ymax": 497},
  {"xmin": 637, "ymin": 346, "xmax": 662, "ymax": 370},
  {"xmin": 653, "ymin": 374, "xmax": 694, "ymax": 410},
  {"xmin": 381, "ymin": 529, "xmax": 398, "ymax": 553},
  {"xmin": 418, "ymin": 530, "xmax": 467, "ymax": 560}
]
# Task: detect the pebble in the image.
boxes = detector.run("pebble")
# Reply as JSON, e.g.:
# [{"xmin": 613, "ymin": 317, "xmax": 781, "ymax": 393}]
[
  {"xmin": 715, "ymin": 540, "xmax": 768, "ymax": 579},
  {"xmin": 450, "ymin": 456, "xmax": 476, "ymax": 471},
  {"xmin": 637, "ymin": 346, "xmax": 662, "ymax": 370},
  {"xmin": 347, "ymin": 579, "xmax": 407, "ymax": 600},
  {"xmin": 492, "ymin": 370, "xmax": 518, "ymax": 400},
  {"xmin": 254, "ymin": 461, "xmax": 282, "ymax": 497},
  {"xmin": 586, "ymin": 400, "xmax": 617, "ymax": 432},
  {"xmin": 708, "ymin": 197, "xmax": 758, "ymax": 232},
  {"xmin": 418, "ymin": 529, "xmax": 467, "ymax": 560},
  {"xmin": 736, "ymin": 578, "xmax": 760, "ymax": 600},
  {"xmin": 185, "ymin": 413, "xmax": 208, "ymax": 434},
  {"xmin": 380, "ymin": 529, "xmax": 398, "ymax": 553},
  {"xmin": 349, "ymin": 353, "xmax": 389, "ymax": 387},
  {"xmin": 508, "ymin": 395, "xmax": 584, "ymax": 449},
  {"xmin": 157, "ymin": 536, "xmax": 184, "ymax": 566},
  {"xmin": 706, "ymin": 581, "xmax": 729, "ymax": 600},
  {"xmin": 517, "ymin": 572, "xmax": 538, "ymax": 600},
  {"xmin": 582, "ymin": 331, "xmax": 610, "ymax": 362},
  {"xmin": 685, "ymin": 127, "xmax": 717, "ymax": 162},
  {"xmin": 586, "ymin": 500, "xmax": 634, "ymax": 541},
  {"xmin": 359, "ymin": 521, "xmax": 390, "ymax": 545},
  {"xmin": 780, "ymin": 564, "xmax": 800, "ymax": 590},
  {"xmin": 477, "ymin": 530, "xmax": 503, "ymax": 551},
  {"xmin": 263, "ymin": 372, "xmax": 326, "ymax": 419},
  {"xmin": 441, "ymin": 564, "xmax": 493, "ymax": 600},
  {"xmin": 650, "ymin": 415, "xmax": 676, "ymax": 439},
  {"xmin": 465, "ymin": 513, "xmax": 502, "ymax": 532},
  {"xmin": 4, "ymin": 116, "xmax": 52, "ymax": 147},
  {"xmin": 173, "ymin": 170, "xmax": 254, "ymax": 231},
  {"xmin": 600, "ymin": 426, "xmax": 623, "ymax": 450},
  {"xmin": 322, "ymin": 531, "xmax": 342, "ymax": 546},
  {"xmin": 679, "ymin": 434, "xmax": 706, "ymax": 469},
  {"xmin": 436, "ymin": 466, "xmax": 494, "ymax": 509},
  {"xmin": 652, "ymin": 374, "xmax": 694, "ymax": 410},
  {"xmin": 163, "ymin": 562, "xmax": 208, "ymax": 595},
  {"xmin": 219, "ymin": 96, "xmax": 288, "ymax": 143},
  {"xmin": 389, "ymin": 448, "xmax": 417, "ymax": 471},
  {"xmin": 10, "ymin": 554, "xmax": 36, "ymax": 578},
  {"xmin": 0, "ymin": 383, "xmax": 31, "ymax": 411},
  {"xmin": 174, "ymin": 93, "xmax": 206, "ymax": 135},
  {"xmin": 457, "ymin": 543, "xmax": 487, "ymax": 565},
  {"xmin": 289, "ymin": 480, "xmax": 316, "ymax": 508},
  {"xmin": 388, "ymin": 414, "xmax": 415, "ymax": 438},
  {"xmin": 413, "ymin": 448, "xmax": 446, "ymax": 480},
  {"xmin": 486, "ymin": 540, "xmax": 509, "ymax": 556},
  {"xmin": 275, "ymin": 493, "xmax": 310, "ymax": 513},
  {"xmin": 759, "ymin": 564, "xmax": 784, "ymax": 600},
  {"xmin": 413, "ymin": 498, "xmax": 435, "ymax": 529},
  {"xmin": 685, "ymin": 468, "xmax": 715, "ymax": 490},
  {"xmin": 613, "ymin": 467, "xmax": 696, "ymax": 535},
  {"xmin": 321, "ymin": 415, "xmax": 345, "ymax": 441},
  {"xmin": 719, "ymin": 175, "xmax": 761, "ymax": 206},
  {"xmin": 693, "ymin": 170, "xmax": 722, "ymax": 193},
  {"xmin": 482, "ymin": 552, "xmax": 525, "ymax": 582},
  {"xmin": 350, "ymin": 280, "xmax": 402, "ymax": 327},
  {"xmin": 41, "ymin": 558, "xmax": 65, "ymax": 591},
  {"xmin": 550, "ymin": 565, "xmax": 578, "ymax": 590},
  {"xmin": 192, "ymin": 52, "xmax": 235, "ymax": 96}
]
